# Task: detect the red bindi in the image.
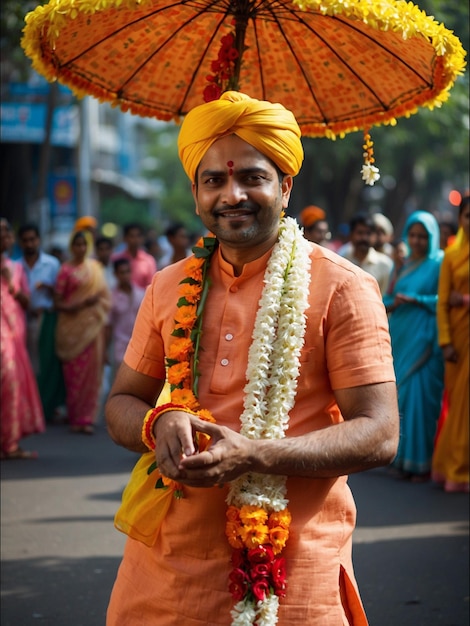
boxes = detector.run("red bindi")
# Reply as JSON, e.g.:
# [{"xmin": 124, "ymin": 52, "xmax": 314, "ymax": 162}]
[{"xmin": 227, "ymin": 160, "xmax": 234, "ymax": 176}]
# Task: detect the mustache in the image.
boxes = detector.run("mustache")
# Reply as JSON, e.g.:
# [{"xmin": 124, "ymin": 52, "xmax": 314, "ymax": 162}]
[{"xmin": 214, "ymin": 202, "xmax": 257, "ymax": 214}]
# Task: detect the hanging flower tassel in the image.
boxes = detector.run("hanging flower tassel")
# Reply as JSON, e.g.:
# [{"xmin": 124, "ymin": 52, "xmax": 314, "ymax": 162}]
[{"xmin": 361, "ymin": 130, "xmax": 380, "ymax": 186}]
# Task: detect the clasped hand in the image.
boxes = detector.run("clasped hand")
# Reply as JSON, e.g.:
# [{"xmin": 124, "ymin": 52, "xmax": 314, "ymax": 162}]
[{"xmin": 154, "ymin": 411, "xmax": 254, "ymax": 488}]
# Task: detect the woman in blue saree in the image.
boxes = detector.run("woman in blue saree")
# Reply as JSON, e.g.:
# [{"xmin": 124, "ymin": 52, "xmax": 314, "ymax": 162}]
[{"xmin": 384, "ymin": 211, "xmax": 444, "ymax": 481}]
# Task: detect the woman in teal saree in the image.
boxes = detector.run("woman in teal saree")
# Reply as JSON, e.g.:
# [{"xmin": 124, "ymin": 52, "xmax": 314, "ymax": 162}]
[{"xmin": 384, "ymin": 211, "xmax": 444, "ymax": 481}]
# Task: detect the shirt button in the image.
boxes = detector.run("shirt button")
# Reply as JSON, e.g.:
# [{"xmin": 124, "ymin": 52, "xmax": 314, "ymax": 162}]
[
  {"xmin": 220, "ymin": 358, "xmax": 229, "ymax": 366},
  {"xmin": 225, "ymin": 333, "xmax": 234, "ymax": 341}
]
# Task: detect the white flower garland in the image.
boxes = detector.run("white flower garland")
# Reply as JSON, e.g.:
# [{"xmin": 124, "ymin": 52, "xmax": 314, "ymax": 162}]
[{"xmin": 227, "ymin": 217, "xmax": 312, "ymax": 625}]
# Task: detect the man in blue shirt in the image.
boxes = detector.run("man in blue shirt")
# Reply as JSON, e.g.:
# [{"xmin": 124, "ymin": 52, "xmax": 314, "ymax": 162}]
[{"xmin": 18, "ymin": 224, "xmax": 66, "ymax": 422}]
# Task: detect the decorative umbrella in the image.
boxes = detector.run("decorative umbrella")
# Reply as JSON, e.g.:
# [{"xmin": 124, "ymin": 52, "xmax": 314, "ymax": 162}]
[{"xmin": 21, "ymin": 0, "xmax": 466, "ymax": 183}]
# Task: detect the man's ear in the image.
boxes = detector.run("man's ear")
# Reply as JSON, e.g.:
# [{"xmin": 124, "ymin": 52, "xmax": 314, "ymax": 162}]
[{"xmin": 281, "ymin": 175, "xmax": 293, "ymax": 209}]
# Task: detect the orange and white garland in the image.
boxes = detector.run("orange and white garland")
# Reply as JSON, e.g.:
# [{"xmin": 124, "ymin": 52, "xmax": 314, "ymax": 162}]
[{"xmin": 225, "ymin": 217, "xmax": 311, "ymax": 625}]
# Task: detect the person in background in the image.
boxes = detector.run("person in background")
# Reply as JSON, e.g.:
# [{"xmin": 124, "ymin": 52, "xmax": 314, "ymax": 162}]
[
  {"xmin": 371, "ymin": 213, "xmax": 394, "ymax": 257},
  {"xmin": 339, "ymin": 213, "xmax": 393, "ymax": 295},
  {"xmin": 74, "ymin": 215, "xmax": 99, "ymax": 245},
  {"xmin": 105, "ymin": 91, "xmax": 399, "ymax": 625},
  {"xmin": 438, "ymin": 220, "xmax": 458, "ymax": 250},
  {"xmin": 112, "ymin": 223, "xmax": 157, "ymax": 289},
  {"xmin": 432, "ymin": 194, "xmax": 469, "ymax": 493},
  {"xmin": 95, "ymin": 236, "xmax": 117, "ymax": 290},
  {"xmin": 54, "ymin": 230, "xmax": 111, "ymax": 435},
  {"xmin": 1, "ymin": 218, "xmax": 45, "ymax": 459},
  {"xmin": 158, "ymin": 222, "xmax": 192, "ymax": 268},
  {"xmin": 48, "ymin": 245, "xmax": 66, "ymax": 265},
  {"xmin": 385, "ymin": 238, "xmax": 408, "ymax": 295},
  {"xmin": 106, "ymin": 258, "xmax": 145, "ymax": 377},
  {"xmin": 95, "ymin": 235, "xmax": 118, "ymax": 414},
  {"xmin": 329, "ymin": 222, "xmax": 350, "ymax": 253},
  {"xmin": 383, "ymin": 211, "xmax": 444, "ymax": 482},
  {"xmin": 18, "ymin": 223, "xmax": 66, "ymax": 422},
  {"xmin": 299, "ymin": 204, "xmax": 332, "ymax": 248}
]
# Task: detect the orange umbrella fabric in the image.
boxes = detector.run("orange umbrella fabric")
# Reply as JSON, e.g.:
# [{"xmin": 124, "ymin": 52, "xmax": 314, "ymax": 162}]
[{"xmin": 21, "ymin": 0, "xmax": 466, "ymax": 140}]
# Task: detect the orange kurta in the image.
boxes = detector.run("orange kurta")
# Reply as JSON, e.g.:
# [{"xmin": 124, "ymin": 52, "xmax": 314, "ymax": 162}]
[{"xmin": 107, "ymin": 243, "xmax": 395, "ymax": 626}]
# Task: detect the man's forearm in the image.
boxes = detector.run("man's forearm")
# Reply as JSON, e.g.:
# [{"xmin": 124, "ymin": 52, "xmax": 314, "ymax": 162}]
[
  {"xmin": 105, "ymin": 394, "xmax": 154, "ymax": 453},
  {"xmin": 251, "ymin": 414, "xmax": 398, "ymax": 479}
]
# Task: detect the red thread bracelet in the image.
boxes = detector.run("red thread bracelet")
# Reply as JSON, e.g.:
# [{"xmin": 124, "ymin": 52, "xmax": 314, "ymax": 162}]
[{"xmin": 141, "ymin": 403, "xmax": 187, "ymax": 451}]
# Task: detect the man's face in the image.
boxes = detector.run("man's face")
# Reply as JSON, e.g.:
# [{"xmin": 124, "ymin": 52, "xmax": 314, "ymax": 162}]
[
  {"xmin": 96, "ymin": 242, "xmax": 112, "ymax": 265},
  {"xmin": 305, "ymin": 220, "xmax": 330, "ymax": 245},
  {"xmin": 19, "ymin": 229, "xmax": 40, "ymax": 256},
  {"xmin": 125, "ymin": 228, "xmax": 143, "ymax": 252},
  {"xmin": 351, "ymin": 224, "xmax": 375, "ymax": 253},
  {"xmin": 192, "ymin": 135, "xmax": 292, "ymax": 252},
  {"xmin": 375, "ymin": 227, "xmax": 390, "ymax": 249},
  {"xmin": 115, "ymin": 263, "xmax": 132, "ymax": 287}
]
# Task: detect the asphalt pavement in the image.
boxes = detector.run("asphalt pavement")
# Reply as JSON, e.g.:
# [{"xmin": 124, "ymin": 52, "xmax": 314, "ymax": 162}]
[{"xmin": 1, "ymin": 420, "xmax": 468, "ymax": 626}]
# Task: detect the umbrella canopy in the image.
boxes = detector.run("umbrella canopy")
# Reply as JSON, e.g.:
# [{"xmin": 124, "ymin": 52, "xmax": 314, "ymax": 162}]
[{"xmin": 21, "ymin": 0, "xmax": 466, "ymax": 141}]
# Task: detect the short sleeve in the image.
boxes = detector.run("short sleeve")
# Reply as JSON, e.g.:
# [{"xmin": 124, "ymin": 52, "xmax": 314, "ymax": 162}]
[
  {"xmin": 326, "ymin": 271, "xmax": 395, "ymax": 389},
  {"xmin": 123, "ymin": 278, "xmax": 166, "ymax": 379}
]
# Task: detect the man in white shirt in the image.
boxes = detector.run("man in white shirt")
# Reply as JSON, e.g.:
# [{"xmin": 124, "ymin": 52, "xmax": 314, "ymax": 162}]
[
  {"xmin": 18, "ymin": 223, "xmax": 65, "ymax": 420},
  {"xmin": 339, "ymin": 213, "xmax": 393, "ymax": 295}
]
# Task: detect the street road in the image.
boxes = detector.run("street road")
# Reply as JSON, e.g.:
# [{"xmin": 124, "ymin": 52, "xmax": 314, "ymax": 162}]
[{"xmin": 1, "ymin": 423, "xmax": 468, "ymax": 626}]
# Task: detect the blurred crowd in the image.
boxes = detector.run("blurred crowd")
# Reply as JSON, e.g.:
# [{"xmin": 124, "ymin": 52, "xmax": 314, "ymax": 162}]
[{"xmin": 1, "ymin": 196, "xmax": 468, "ymax": 494}]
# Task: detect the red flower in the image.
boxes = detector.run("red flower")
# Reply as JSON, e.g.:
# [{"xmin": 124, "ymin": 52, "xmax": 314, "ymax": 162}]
[
  {"xmin": 228, "ymin": 568, "xmax": 250, "ymax": 602},
  {"xmin": 250, "ymin": 562, "xmax": 271, "ymax": 580},
  {"xmin": 203, "ymin": 83, "xmax": 222, "ymax": 103},
  {"xmin": 252, "ymin": 579, "xmax": 270, "ymax": 602},
  {"xmin": 271, "ymin": 556, "xmax": 287, "ymax": 596},
  {"xmin": 247, "ymin": 545, "xmax": 274, "ymax": 564}
]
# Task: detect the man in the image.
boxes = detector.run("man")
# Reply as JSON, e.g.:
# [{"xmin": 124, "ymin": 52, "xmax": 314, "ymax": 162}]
[
  {"xmin": 112, "ymin": 223, "xmax": 157, "ymax": 289},
  {"xmin": 18, "ymin": 224, "xmax": 65, "ymax": 421},
  {"xmin": 95, "ymin": 235, "xmax": 117, "ymax": 290},
  {"xmin": 158, "ymin": 222, "xmax": 192, "ymax": 268},
  {"xmin": 106, "ymin": 258, "xmax": 145, "ymax": 375},
  {"xmin": 299, "ymin": 204, "xmax": 332, "ymax": 247},
  {"xmin": 340, "ymin": 213, "xmax": 394, "ymax": 295},
  {"xmin": 371, "ymin": 212, "xmax": 394, "ymax": 257},
  {"xmin": 106, "ymin": 91, "xmax": 399, "ymax": 625}
]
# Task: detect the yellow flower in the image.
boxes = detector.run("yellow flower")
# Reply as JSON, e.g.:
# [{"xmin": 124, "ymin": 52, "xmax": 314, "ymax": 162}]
[
  {"xmin": 239, "ymin": 505, "xmax": 268, "ymax": 525},
  {"xmin": 269, "ymin": 508, "xmax": 292, "ymax": 529},
  {"xmin": 269, "ymin": 526, "xmax": 290, "ymax": 554},
  {"xmin": 226, "ymin": 521, "xmax": 244, "ymax": 549},
  {"xmin": 240, "ymin": 523, "xmax": 269, "ymax": 549},
  {"xmin": 226, "ymin": 505, "xmax": 241, "ymax": 522}
]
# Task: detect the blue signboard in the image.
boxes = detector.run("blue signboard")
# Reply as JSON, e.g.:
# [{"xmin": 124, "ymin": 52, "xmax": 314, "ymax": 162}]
[
  {"xmin": 0, "ymin": 103, "xmax": 79, "ymax": 147},
  {"xmin": 48, "ymin": 174, "xmax": 78, "ymax": 231}
]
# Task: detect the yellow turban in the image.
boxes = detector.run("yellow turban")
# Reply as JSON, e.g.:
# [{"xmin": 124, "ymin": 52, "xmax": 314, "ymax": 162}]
[
  {"xmin": 300, "ymin": 205, "xmax": 326, "ymax": 227},
  {"xmin": 178, "ymin": 91, "xmax": 303, "ymax": 182}
]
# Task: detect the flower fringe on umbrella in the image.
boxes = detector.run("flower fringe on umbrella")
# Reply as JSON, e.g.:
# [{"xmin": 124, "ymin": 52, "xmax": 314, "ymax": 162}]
[
  {"xmin": 21, "ymin": 0, "xmax": 466, "ymax": 137},
  {"xmin": 293, "ymin": 0, "xmax": 466, "ymax": 139}
]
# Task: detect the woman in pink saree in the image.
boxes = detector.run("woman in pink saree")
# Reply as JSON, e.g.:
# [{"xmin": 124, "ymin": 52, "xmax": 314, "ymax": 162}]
[
  {"xmin": 1, "ymin": 218, "xmax": 45, "ymax": 459},
  {"xmin": 55, "ymin": 230, "xmax": 111, "ymax": 434}
]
